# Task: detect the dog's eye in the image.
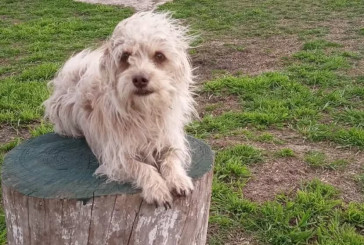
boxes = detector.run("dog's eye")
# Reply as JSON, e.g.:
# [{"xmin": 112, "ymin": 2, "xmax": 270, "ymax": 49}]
[
  {"xmin": 154, "ymin": 52, "xmax": 166, "ymax": 63},
  {"xmin": 120, "ymin": 52, "xmax": 131, "ymax": 62}
]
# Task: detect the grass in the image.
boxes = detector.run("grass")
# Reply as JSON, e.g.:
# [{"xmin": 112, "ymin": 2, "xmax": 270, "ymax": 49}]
[
  {"xmin": 211, "ymin": 173, "xmax": 364, "ymax": 244},
  {"xmin": 256, "ymin": 133, "xmax": 274, "ymax": 142},
  {"xmin": 304, "ymin": 151, "xmax": 349, "ymax": 170},
  {"xmin": 30, "ymin": 121, "xmax": 53, "ymax": 137},
  {"xmin": 305, "ymin": 151, "xmax": 327, "ymax": 167},
  {"xmin": 161, "ymin": 0, "xmax": 364, "ymax": 39},
  {"xmin": 359, "ymin": 28, "xmax": 364, "ymax": 36},
  {"xmin": 329, "ymin": 159, "xmax": 349, "ymax": 170},
  {"xmin": 245, "ymin": 180, "xmax": 364, "ymax": 245},
  {"xmin": 298, "ymin": 123, "xmax": 364, "ymax": 148},
  {"xmin": 275, "ymin": 148, "xmax": 295, "ymax": 158},
  {"xmin": 1, "ymin": 0, "xmax": 364, "ymax": 244},
  {"xmin": 334, "ymin": 109, "xmax": 364, "ymax": 128},
  {"xmin": 214, "ymin": 145, "xmax": 262, "ymax": 189},
  {"xmin": 303, "ymin": 40, "xmax": 342, "ymax": 50}
]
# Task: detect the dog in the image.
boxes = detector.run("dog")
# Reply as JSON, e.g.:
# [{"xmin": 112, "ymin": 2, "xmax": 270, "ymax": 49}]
[{"xmin": 44, "ymin": 12, "xmax": 196, "ymax": 208}]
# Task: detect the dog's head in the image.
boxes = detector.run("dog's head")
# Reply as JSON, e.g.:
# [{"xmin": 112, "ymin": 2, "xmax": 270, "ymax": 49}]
[{"xmin": 100, "ymin": 12, "xmax": 193, "ymax": 112}]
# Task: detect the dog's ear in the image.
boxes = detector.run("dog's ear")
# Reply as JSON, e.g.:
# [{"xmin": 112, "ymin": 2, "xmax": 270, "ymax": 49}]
[
  {"xmin": 177, "ymin": 51, "xmax": 194, "ymax": 87},
  {"xmin": 99, "ymin": 42, "xmax": 115, "ymax": 84}
]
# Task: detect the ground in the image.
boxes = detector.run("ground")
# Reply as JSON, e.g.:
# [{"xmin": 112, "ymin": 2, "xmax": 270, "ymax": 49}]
[
  {"xmin": 1, "ymin": 0, "xmax": 364, "ymax": 244},
  {"xmin": 75, "ymin": 0, "xmax": 172, "ymax": 11}
]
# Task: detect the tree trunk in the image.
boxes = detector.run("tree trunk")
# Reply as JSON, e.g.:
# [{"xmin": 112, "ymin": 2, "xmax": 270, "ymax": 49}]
[{"xmin": 2, "ymin": 133, "xmax": 214, "ymax": 245}]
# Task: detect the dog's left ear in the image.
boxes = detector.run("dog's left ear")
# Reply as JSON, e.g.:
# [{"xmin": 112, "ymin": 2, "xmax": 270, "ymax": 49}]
[{"xmin": 177, "ymin": 51, "xmax": 194, "ymax": 87}]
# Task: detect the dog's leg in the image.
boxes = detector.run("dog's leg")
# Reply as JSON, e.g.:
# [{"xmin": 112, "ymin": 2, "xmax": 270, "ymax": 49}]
[
  {"xmin": 159, "ymin": 151, "xmax": 194, "ymax": 196},
  {"xmin": 125, "ymin": 158, "xmax": 173, "ymax": 207}
]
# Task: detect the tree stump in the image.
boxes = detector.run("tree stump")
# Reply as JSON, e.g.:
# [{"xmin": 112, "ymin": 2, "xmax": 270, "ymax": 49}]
[{"xmin": 2, "ymin": 133, "xmax": 214, "ymax": 245}]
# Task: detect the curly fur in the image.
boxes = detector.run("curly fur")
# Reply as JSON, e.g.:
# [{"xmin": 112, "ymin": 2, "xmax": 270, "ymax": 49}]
[{"xmin": 44, "ymin": 12, "xmax": 196, "ymax": 206}]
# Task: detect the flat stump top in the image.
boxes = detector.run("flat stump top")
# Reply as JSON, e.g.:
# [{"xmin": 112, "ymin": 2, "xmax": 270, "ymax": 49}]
[{"xmin": 2, "ymin": 133, "xmax": 213, "ymax": 200}]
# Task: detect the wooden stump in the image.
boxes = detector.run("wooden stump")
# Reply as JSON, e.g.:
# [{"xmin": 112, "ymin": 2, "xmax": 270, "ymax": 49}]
[{"xmin": 2, "ymin": 133, "xmax": 214, "ymax": 245}]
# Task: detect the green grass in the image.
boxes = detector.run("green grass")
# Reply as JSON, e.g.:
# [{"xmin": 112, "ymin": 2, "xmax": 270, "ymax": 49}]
[
  {"xmin": 304, "ymin": 151, "xmax": 349, "ymax": 170},
  {"xmin": 216, "ymin": 145, "xmax": 263, "ymax": 167},
  {"xmin": 329, "ymin": 159, "xmax": 349, "ymax": 170},
  {"xmin": 30, "ymin": 121, "xmax": 53, "ymax": 137},
  {"xmin": 256, "ymin": 133, "xmax": 274, "ymax": 142},
  {"xmin": 275, "ymin": 148, "xmax": 295, "ymax": 158},
  {"xmin": 304, "ymin": 151, "xmax": 327, "ymax": 167},
  {"xmin": 161, "ymin": 0, "xmax": 364, "ymax": 39},
  {"xmin": 359, "ymin": 28, "xmax": 364, "ymax": 36},
  {"xmin": 334, "ymin": 109, "xmax": 364, "ymax": 128},
  {"xmin": 298, "ymin": 122, "xmax": 364, "ymax": 148},
  {"xmin": 302, "ymin": 40, "xmax": 342, "ymax": 50},
  {"xmin": 210, "ymin": 145, "xmax": 263, "ymax": 243},
  {"xmin": 0, "ymin": 139, "xmax": 21, "ymax": 154},
  {"xmin": 0, "ymin": 79, "xmax": 49, "ymax": 122},
  {"xmin": 214, "ymin": 145, "xmax": 262, "ymax": 188}
]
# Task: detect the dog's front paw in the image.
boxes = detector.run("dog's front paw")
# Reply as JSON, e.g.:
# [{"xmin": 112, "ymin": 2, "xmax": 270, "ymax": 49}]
[
  {"xmin": 166, "ymin": 172, "xmax": 194, "ymax": 197},
  {"xmin": 142, "ymin": 183, "xmax": 173, "ymax": 209}
]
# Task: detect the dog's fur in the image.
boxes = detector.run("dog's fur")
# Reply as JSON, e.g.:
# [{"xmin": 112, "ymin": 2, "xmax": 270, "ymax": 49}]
[{"xmin": 44, "ymin": 12, "xmax": 196, "ymax": 206}]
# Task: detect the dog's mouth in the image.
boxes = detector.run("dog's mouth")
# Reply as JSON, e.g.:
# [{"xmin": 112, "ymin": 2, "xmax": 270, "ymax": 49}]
[{"xmin": 134, "ymin": 89, "xmax": 154, "ymax": 96}]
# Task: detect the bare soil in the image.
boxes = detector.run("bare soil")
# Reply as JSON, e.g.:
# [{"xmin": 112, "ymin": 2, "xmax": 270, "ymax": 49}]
[
  {"xmin": 207, "ymin": 224, "xmax": 258, "ymax": 245},
  {"xmin": 0, "ymin": 124, "xmax": 33, "ymax": 145},
  {"xmin": 192, "ymin": 36, "xmax": 301, "ymax": 82},
  {"xmin": 196, "ymin": 93, "xmax": 242, "ymax": 118},
  {"xmin": 322, "ymin": 17, "xmax": 364, "ymax": 76}
]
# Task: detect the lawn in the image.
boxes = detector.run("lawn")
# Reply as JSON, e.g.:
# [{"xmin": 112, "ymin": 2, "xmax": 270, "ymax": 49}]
[{"xmin": 1, "ymin": 0, "xmax": 364, "ymax": 244}]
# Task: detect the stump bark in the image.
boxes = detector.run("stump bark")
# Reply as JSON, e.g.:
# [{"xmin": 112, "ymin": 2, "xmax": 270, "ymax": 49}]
[{"xmin": 2, "ymin": 133, "xmax": 214, "ymax": 245}]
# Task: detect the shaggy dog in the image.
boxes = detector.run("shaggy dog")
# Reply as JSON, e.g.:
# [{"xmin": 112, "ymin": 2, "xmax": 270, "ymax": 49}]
[{"xmin": 44, "ymin": 12, "xmax": 196, "ymax": 208}]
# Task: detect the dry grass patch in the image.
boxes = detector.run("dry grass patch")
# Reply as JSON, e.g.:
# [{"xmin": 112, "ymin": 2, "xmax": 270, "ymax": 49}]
[{"xmin": 193, "ymin": 36, "xmax": 301, "ymax": 81}]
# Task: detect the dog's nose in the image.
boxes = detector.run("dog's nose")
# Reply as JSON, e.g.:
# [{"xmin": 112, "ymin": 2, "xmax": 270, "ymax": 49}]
[{"xmin": 132, "ymin": 75, "xmax": 149, "ymax": 89}]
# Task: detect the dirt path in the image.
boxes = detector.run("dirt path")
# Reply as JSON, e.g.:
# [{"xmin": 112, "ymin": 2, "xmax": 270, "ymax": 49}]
[{"xmin": 75, "ymin": 0, "xmax": 172, "ymax": 11}]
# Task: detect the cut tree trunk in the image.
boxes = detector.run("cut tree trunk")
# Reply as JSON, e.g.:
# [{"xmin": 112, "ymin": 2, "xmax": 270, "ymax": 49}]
[{"xmin": 2, "ymin": 133, "xmax": 214, "ymax": 245}]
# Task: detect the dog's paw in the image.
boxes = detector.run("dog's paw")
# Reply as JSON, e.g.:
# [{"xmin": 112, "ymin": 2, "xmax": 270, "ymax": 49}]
[
  {"xmin": 142, "ymin": 183, "xmax": 173, "ymax": 209},
  {"xmin": 166, "ymin": 172, "xmax": 194, "ymax": 197}
]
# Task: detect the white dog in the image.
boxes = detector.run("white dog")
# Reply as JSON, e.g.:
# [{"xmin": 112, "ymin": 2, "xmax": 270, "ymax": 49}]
[{"xmin": 44, "ymin": 12, "xmax": 196, "ymax": 208}]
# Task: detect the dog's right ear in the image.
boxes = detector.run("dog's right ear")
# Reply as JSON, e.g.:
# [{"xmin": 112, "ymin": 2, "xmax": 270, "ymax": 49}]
[{"xmin": 99, "ymin": 42, "xmax": 115, "ymax": 84}]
